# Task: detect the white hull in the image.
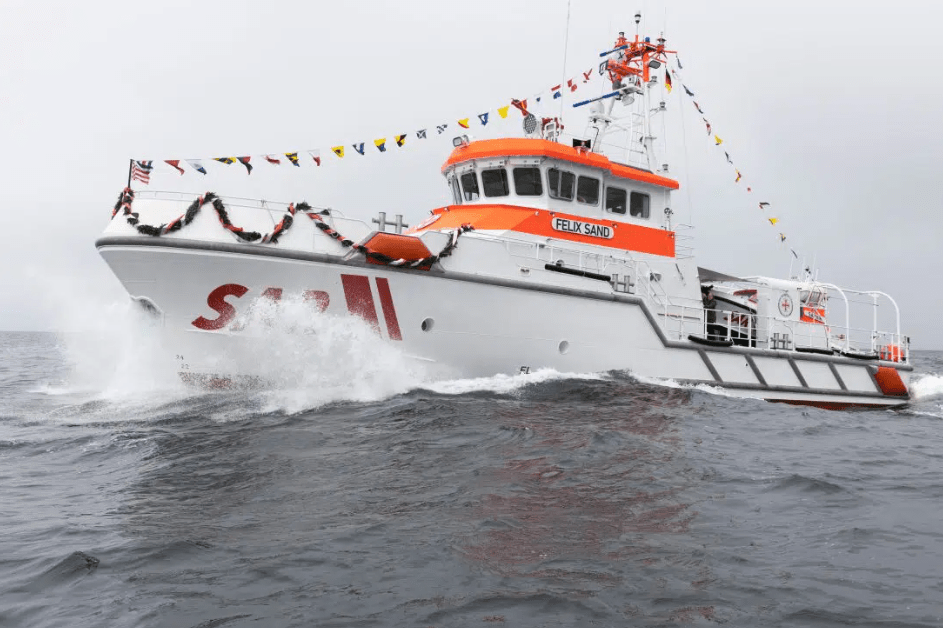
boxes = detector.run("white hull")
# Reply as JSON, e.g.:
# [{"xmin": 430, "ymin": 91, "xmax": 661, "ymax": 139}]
[
  {"xmin": 97, "ymin": 236, "xmax": 913, "ymax": 409},
  {"xmin": 98, "ymin": 32, "xmax": 913, "ymax": 411}
]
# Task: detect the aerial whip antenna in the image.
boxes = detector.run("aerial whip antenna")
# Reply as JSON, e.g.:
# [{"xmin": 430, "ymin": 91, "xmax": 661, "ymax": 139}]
[{"xmin": 558, "ymin": 0, "xmax": 572, "ymax": 123}]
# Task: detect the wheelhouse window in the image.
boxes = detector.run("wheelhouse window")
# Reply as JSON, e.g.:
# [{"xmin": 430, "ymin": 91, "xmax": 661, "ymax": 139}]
[
  {"xmin": 576, "ymin": 176, "xmax": 599, "ymax": 206},
  {"xmin": 629, "ymin": 191, "xmax": 650, "ymax": 218},
  {"xmin": 481, "ymin": 168, "xmax": 509, "ymax": 197},
  {"xmin": 460, "ymin": 172, "xmax": 479, "ymax": 201},
  {"xmin": 513, "ymin": 167, "xmax": 543, "ymax": 196},
  {"xmin": 547, "ymin": 168, "xmax": 575, "ymax": 201},
  {"xmin": 605, "ymin": 186, "xmax": 627, "ymax": 214},
  {"xmin": 449, "ymin": 177, "xmax": 462, "ymax": 204}
]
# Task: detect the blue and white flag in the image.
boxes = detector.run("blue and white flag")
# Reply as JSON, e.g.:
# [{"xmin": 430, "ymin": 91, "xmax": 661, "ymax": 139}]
[{"xmin": 185, "ymin": 159, "xmax": 207, "ymax": 175}]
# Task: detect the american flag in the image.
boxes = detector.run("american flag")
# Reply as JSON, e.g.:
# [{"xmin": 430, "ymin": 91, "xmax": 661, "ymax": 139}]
[{"xmin": 131, "ymin": 160, "xmax": 153, "ymax": 185}]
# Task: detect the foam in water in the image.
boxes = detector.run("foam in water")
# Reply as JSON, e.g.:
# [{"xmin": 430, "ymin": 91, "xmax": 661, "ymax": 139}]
[
  {"xmin": 55, "ymin": 300, "xmax": 186, "ymax": 402},
  {"xmin": 911, "ymin": 373, "xmax": 943, "ymax": 401},
  {"xmin": 906, "ymin": 373, "xmax": 943, "ymax": 418},
  {"xmin": 47, "ymin": 291, "xmax": 431, "ymax": 413},
  {"xmin": 423, "ymin": 368, "xmax": 606, "ymax": 396},
  {"xmin": 231, "ymin": 296, "xmax": 429, "ymax": 413},
  {"xmin": 47, "ymin": 291, "xmax": 619, "ymax": 414},
  {"xmin": 170, "ymin": 297, "xmax": 614, "ymax": 411},
  {"xmin": 630, "ymin": 373, "xmax": 684, "ymax": 389},
  {"xmin": 629, "ymin": 372, "xmax": 760, "ymax": 400}
]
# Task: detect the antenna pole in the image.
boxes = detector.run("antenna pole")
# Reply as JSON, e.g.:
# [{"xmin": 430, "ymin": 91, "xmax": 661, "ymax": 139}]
[
  {"xmin": 558, "ymin": 0, "xmax": 572, "ymax": 124},
  {"xmin": 590, "ymin": 16, "xmax": 672, "ymax": 163}
]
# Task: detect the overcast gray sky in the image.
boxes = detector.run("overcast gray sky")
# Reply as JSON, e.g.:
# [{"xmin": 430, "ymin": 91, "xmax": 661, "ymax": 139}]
[{"xmin": 2, "ymin": 0, "xmax": 941, "ymax": 348}]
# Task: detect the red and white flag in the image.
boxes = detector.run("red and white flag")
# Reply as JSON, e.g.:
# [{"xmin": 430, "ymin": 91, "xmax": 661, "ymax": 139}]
[
  {"xmin": 131, "ymin": 160, "xmax": 153, "ymax": 184},
  {"xmin": 265, "ymin": 155, "xmax": 281, "ymax": 165},
  {"xmin": 164, "ymin": 159, "xmax": 185, "ymax": 175}
]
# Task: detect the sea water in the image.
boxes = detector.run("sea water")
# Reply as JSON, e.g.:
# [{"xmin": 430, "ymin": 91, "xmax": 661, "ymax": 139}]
[{"xmin": 2, "ymin": 304, "xmax": 942, "ymax": 627}]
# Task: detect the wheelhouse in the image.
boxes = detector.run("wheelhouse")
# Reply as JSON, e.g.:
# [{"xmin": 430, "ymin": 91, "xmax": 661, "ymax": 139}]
[{"xmin": 441, "ymin": 138, "xmax": 679, "ymax": 228}]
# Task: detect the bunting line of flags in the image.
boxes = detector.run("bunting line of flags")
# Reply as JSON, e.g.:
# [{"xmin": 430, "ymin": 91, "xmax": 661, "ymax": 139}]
[
  {"xmin": 131, "ymin": 66, "xmax": 598, "ymax": 183},
  {"xmin": 667, "ymin": 60, "xmax": 799, "ymax": 260}
]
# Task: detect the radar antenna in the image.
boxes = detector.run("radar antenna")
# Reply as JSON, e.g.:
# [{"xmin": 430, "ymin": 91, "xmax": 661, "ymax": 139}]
[{"xmin": 574, "ymin": 13, "xmax": 674, "ymax": 171}]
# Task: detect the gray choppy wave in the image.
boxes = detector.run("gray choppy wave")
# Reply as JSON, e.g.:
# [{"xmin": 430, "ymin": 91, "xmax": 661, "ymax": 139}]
[{"xmin": 2, "ymin": 332, "xmax": 943, "ymax": 627}]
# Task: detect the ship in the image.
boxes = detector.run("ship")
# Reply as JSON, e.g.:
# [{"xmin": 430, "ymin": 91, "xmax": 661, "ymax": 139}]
[{"xmin": 96, "ymin": 26, "xmax": 912, "ymax": 409}]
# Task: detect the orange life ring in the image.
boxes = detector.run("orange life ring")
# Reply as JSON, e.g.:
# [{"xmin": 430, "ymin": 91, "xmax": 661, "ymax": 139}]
[{"xmin": 880, "ymin": 344, "xmax": 902, "ymax": 362}]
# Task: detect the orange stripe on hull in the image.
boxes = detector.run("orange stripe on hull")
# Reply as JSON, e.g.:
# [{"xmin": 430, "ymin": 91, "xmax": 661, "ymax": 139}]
[
  {"xmin": 416, "ymin": 204, "xmax": 676, "ymax": 257},
  {"xmin": 442, "ymin": 138, "xmax": 680, "ymax": 190},
  {"xmin": 872, "ymin": 366, "xmax": 909, "ymax": 396}
]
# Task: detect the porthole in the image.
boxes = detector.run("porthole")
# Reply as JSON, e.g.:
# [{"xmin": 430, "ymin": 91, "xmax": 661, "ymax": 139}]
[
  {"xmin": 421, "ymin": 318, "xmax": 435, "ymax": 332},
  {"xmin": 559, "ymin": 340, "xmax": 570, "ymax": 354}
]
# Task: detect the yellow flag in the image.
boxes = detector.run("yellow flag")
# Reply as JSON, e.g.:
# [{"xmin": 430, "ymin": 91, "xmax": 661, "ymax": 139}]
[
  {"xmin": 497, "ymin": 105, "xmax": 510, "ymax": 119},
  {"xmin": 768, "ymin": 217, "xmax": 779, "ymax": 225},
  {"xmin": 374, "ymin": 138, "xmax": 387, "ymax": 152},
  {"xmin": 714, "ymin": 135, "xmax": 723, "ymax": 145},
  {"xmin": 332, "ymin": 146, "xmax": 344, "ymax": 158},
  {"xmin": 458, "ymin": 118, "xmax": 470, "ymax": 129}
]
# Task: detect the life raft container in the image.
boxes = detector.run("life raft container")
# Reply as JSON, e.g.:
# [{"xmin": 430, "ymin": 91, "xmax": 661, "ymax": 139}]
[{"xmin": 359, "ymin": 232, "xmax": 434, "ymax": 270}]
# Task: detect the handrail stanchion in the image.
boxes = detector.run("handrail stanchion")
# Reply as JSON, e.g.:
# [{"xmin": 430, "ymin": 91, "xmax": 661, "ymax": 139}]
[
  {"xmin": 868, "ymin": 290, "xmax": 902, "ymax": 355},
  {"xmin": 819, "ymin": 282, "xmax": 851, "ymax": 352},
  {"xmin": 872, "ymin": 293, "xmax": 878, "ymax": 351}
]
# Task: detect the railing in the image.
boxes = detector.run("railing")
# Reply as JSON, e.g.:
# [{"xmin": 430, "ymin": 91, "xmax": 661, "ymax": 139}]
[
  {"xmin": 132, "ymin": 190, "xmax": 339, "ymax": 222},
  {"xmin": 479, "ymin": 232, "xmax": 641, "ymax": 277},
  {"xmin": 487, "ymin": 233, "xmax": 703, "ymax": 317},
  {"xmin": 671, "ymin": 306, "xmax": 910, "ymax": 362},
  {"xmin": 477, "ymin": 232, "xmax": 714, "ymax": 337},
  {"xmin": 470, "ymin": 232, "xmax": 698, "ymax": 330},
  {"xmin": 816, "ymin": 284, "xmax": 903, "ymax": 357}
]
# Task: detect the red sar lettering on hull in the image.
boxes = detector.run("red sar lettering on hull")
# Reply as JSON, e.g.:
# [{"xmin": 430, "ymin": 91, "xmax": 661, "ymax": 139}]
[{"xmin": 190, "ymin": 274, "xmax": 401, "ymax": 340}]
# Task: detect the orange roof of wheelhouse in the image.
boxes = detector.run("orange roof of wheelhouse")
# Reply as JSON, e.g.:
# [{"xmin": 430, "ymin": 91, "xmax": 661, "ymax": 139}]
[{"xmin": 442, "ymin": 138, "xmax": 681, "ymax": 190}]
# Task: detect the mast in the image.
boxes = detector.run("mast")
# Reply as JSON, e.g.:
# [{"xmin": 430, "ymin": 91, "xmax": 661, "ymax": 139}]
[{"xmin": 579, "ymin": 13, "xmax": 674, "ymax": 172}]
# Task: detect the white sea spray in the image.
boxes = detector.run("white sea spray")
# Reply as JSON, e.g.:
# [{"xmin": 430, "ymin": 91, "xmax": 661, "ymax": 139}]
[{"xmin": 422, "ymin": 368, "xmax": 606, "ymax": 396}]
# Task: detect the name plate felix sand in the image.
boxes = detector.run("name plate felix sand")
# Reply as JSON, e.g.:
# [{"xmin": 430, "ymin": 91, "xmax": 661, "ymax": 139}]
[{"xmin": 551, "ymin": 217, "xmax": 614, "ymax": 239}]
